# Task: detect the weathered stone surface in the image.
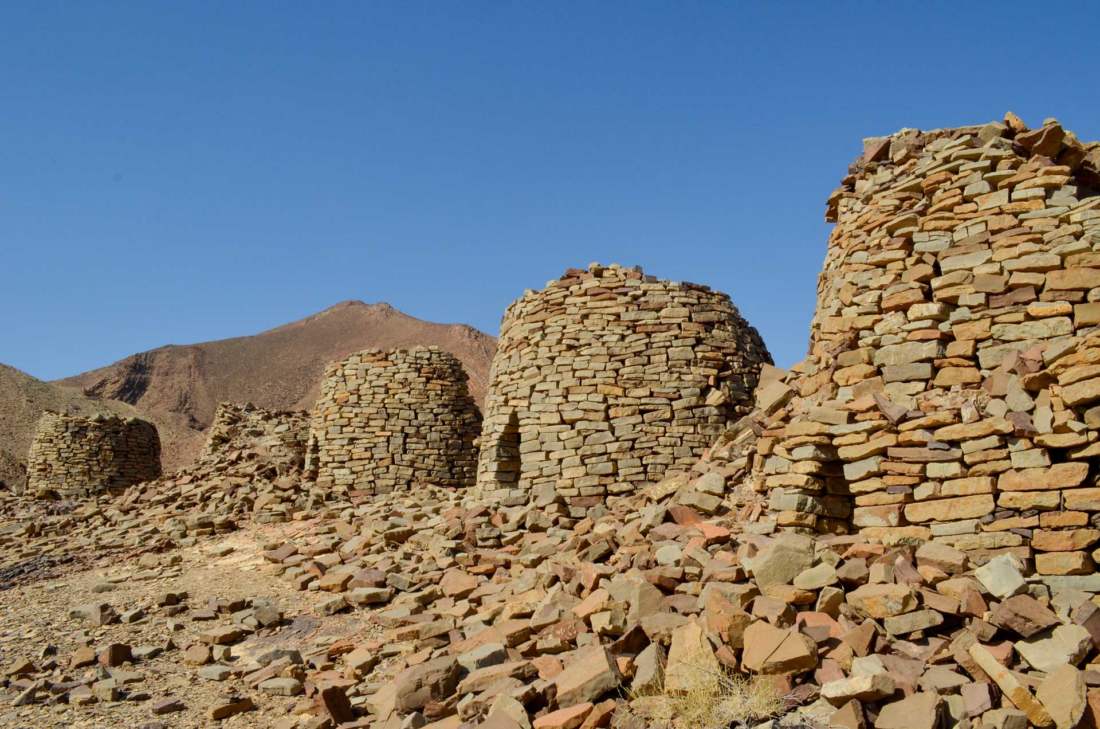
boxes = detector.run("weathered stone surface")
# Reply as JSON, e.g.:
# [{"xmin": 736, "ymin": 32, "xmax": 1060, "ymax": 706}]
[
  {"xmin": 1036, "ymin": 664, "xmax": 1086, "ymax": 729},
  {"xmin": 989, "ymin": 595, "xmax": 1060, "ymax": 638},
  {"xmin": 393, "ymin": 656, "xmax": 460, "ymax": 713},
  {"xmin": 846, "ymin": 584, "xmax": 917, "ymax": 619},
  {"xmin": 873, "ymin": 692, "xmax": 940, "ymax": 729},
  {"xmin": 554, "ymin": 646, "xmax": 621, "ymax": 707},
  {"xmin": 664, "ymin": 619, "xmax": 719, "ymax": 694},
  {"xmin": 821, "ymin": 673, "xmax": 895, "ymax": 705},
  {"xmin": 1016, "ymin": 624, "xmax": 1091, "ymax": 672},
  {"xmin": 975, "ymin": 555, "xmax": 1026, "ymax": 599},
  {"xmin": 740, "ymin": 621, "xmax": 817, "ymax": 675},
  {"xmin": 532, "ymin": 703, "xmax": 593, "ymax": 729},
  {"xmin": 745, "ymin": 533, "xmax": 814, "ymax": 587}
]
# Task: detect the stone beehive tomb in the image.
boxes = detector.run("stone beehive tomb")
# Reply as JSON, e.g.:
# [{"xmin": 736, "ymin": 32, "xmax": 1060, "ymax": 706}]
[
  {"xmin": 307, "ymin": 347, "xmax": 482, "ymax": 495},
  {"xmin": 742, "ymin": 114, "xmax": 1100, "ymax": 571},
  {"xmin": 25, "ymin": 411, "xmax": 161, "ymax": 496},
  {"xmin": 475, "ymin": 263, "xmax": 771, "ymax": 515}
]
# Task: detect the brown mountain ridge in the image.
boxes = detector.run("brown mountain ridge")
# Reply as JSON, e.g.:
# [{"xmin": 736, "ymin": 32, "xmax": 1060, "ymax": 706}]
[{"xmin": 56, "ymin": 301, "xmax": 497, "ymax": 472}]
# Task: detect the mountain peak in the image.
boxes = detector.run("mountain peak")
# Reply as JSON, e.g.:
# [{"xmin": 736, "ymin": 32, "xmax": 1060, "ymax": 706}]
[{"xmin": 320, "ymin": 300, "xmax": 398, "ymax": 316}]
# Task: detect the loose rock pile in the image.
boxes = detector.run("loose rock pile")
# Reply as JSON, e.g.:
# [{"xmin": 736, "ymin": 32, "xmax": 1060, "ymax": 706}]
[
  {"xmin": 202, "ymin": 401, "xmax": 310, "ymax": 466},
  {"xmin": 241, "ymin": 463, "xmax": 1100, "ymax": 729},
  {"xmin": 308, "ymin": 347, "xmax": 483, "ymax": 496},
  {"xmin": 743, "ymin": 115, "xmax": 1100, "ymax": 574},
  {"xmin": 25, "ymin": 412, "xmax": 162, "ymax": 497},
  {"xmin": 475, "ymin": 263, "xmax": 770, "ymax": 517}
]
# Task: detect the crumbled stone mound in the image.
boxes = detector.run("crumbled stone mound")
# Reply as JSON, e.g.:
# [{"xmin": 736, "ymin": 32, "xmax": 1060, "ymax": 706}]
[
  {"xmin": 474, "ymin": 263, "xmax": 771, "ymax": 517},
  {"xmin": 248, "ymin": 467, "xmax": 1100, "ymax": 729},
  {"xmin": 307, "ymin": 347, "xmax": 482, "ymax": 495},
  {"xmin": 112, "ymin": 405, "xmax": 336, "ymax": 535},
  {"xmin": 25, "ymin": 412, "xmax": 161, "ymax": 497},
  {"xmin": 740, "ymin": 114, "xmax": 1100, "ymax": 572},
  {"xmin": 200, "ymin": 401, "xmax": 310, "ymax": 469}
]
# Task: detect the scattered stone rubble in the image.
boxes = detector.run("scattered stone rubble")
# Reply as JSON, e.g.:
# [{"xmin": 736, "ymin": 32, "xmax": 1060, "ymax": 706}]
[
  {"xmin": 25, "ymin": 411, "xmax": 161, "ymax": 497},
  {"xmin": 13, "ymin": 461, "xmax": 1097, "ymax": 729},
  {"xmin": 202, "ymin": 401, "xmax": 310, "ymax": 467},
  {"xmin": 475, "ymin": 263, "xmax": 771, "ymax": 517},
  {"xmin": 308, "ymin": 347, "xmax": 483, "ymax": 496}
]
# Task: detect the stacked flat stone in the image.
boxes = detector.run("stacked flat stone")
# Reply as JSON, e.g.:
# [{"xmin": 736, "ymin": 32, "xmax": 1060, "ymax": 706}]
[
  {"xmin": 752, "ymin": 114, "xmax": 1100, "ymax": 572},
  {"xmin": 201, "ymin": 402, "xmax": 309, "ymax": 471},
  {"xmin": 308, "ymin": 347, "xmax": 482, "ymax": 495},
  {"xmin": 474, "ymin": 263, "xmax": 771, "ymax": 517},
  {"xmin": 25, "ymin": 411, "xmax": 161, "ymax": 497}
]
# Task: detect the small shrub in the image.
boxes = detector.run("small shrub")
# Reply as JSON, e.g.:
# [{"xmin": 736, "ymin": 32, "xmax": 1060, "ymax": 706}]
[{"xmin": 616, "ymin": 659, "xmax": 785, "ymax": 729}]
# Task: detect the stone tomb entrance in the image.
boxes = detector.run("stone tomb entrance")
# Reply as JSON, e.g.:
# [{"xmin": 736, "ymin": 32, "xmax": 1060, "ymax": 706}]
[{"xmin": 480, "ymin": 410, "xmax": 521, "ymax": 493}]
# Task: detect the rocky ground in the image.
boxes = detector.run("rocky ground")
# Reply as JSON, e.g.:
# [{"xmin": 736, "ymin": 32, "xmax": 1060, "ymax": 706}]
[
  {"xmin": 2, "ymin": 429, "xmax": 1100, "ymax": 729},
  {"xmin": 0, "ymin": 520, "xmax": 380, "ymax": 728}
]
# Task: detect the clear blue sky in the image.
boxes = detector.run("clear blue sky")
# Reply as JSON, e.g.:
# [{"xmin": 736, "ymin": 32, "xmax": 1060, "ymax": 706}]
[{"xmin": 3, "ymin": 2, "xmax": 1098, "ymax": 380}]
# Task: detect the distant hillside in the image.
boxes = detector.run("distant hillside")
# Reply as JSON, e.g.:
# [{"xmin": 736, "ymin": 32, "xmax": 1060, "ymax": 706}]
[
  {"xmin": 59, "ymin": 301, "xmax": 497, "ymax": 471},
  {"xmin": 0, "ymin": 363, "xmax": 142, "ymax": 491}
]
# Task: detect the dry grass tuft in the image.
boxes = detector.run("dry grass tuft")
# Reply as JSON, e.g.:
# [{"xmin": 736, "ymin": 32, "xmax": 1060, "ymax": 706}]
[{"xmin": 617, "ymin": 659, "xmax": 785, "ymax": 729}]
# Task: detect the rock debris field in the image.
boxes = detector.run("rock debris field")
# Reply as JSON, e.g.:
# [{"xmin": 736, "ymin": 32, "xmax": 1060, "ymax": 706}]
[{"xmin": 3, "ymin": 113, "xmax": 1100, "ymax": 729}]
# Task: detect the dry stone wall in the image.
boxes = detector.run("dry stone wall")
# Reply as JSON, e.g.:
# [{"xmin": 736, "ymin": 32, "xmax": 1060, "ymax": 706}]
[
  {"xmin": 748, "ymin": 114, "xmax": 1100, "ymax": 572},
  {"xmin": 25, "ymin": 412, "xmax": 161, "ymax": 496},
  {"xmin": 308, "ymin": 347, "xmax": 482, "ymax": 496},
  {"xmin": 475, "ymin": 263, "xmax": 771, "ymax": 517}
]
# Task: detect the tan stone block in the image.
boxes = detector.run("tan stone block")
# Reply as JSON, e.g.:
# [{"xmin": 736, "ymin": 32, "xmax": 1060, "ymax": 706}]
[
  {"xmin": 934, "ymin": 367, "xmax": 982, "ymax": 386},
  {"xmin": 968, "ymin": 644, "xmax": 1052, "ymax": 727},
  {"xmin": 852, "ymin": 505, "xmax": 903, "ymax": 528},
  {"xmin": 1064, "ymin": 488, "xmax": 1100, "ymax": 511},
  {"xmin": 904, "ymin": 494, "xmax": 995, "ymax": 523},
  {"xmin": 998, "ymin": 491, "xmax": 1061, "ymax": 510},
  {"xmin": 933, "ymin": 419, "xmax": 1013, "ymax": 441},
  {"xmin": 1075, "ymin": 303, "xmax": 1100, "ymax": 326},
  {"xmin": 1062, "ymin": 377, "xmax": 1100, "ymax": 407},
  {"xmin": 1038, "ymin": 510, "xmax": 1088, "ymax": 528},
  {"xmin": 1035, "ymin": 551, "xmax": 1094, "ymax": 575},
  {"xmin": 940, "ymin": 476, "xmax": 995, "ymax": 497},
  {"xmin": 1031, "ymin": 528, "xmax": 1100, "ymax": 552},
  {"xmin": 952, "ymin": 319, "xmax": 991, "ymax": 341},
  {"xmin": 997, "ymin": 463, "xmax": 1089, "ymax": 491},
  {"xmin": 1046, "ymin": 267, "xmax": 1100, "ymax": 291}
]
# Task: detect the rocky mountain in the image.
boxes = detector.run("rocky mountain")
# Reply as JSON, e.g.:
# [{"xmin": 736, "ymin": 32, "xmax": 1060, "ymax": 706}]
[{"xmin": 57, "ymin": 301, "xmax": 497, "ymax": 471}]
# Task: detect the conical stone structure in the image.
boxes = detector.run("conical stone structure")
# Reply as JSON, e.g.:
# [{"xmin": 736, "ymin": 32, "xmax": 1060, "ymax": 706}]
[
  {"xmin": 475, "ymin": 263, "xmax": 771, "ymax": 518},
  {"xmin": 744, "ymin": 115, "xmax": 1100, "ymax": 571},
  {"xmin": 307, "ymin": 347, "xmax": 482, "ymax": 496},
  {"xmin": 26, "ymin": 412, "xmax": 161, "ymax": 496}
]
